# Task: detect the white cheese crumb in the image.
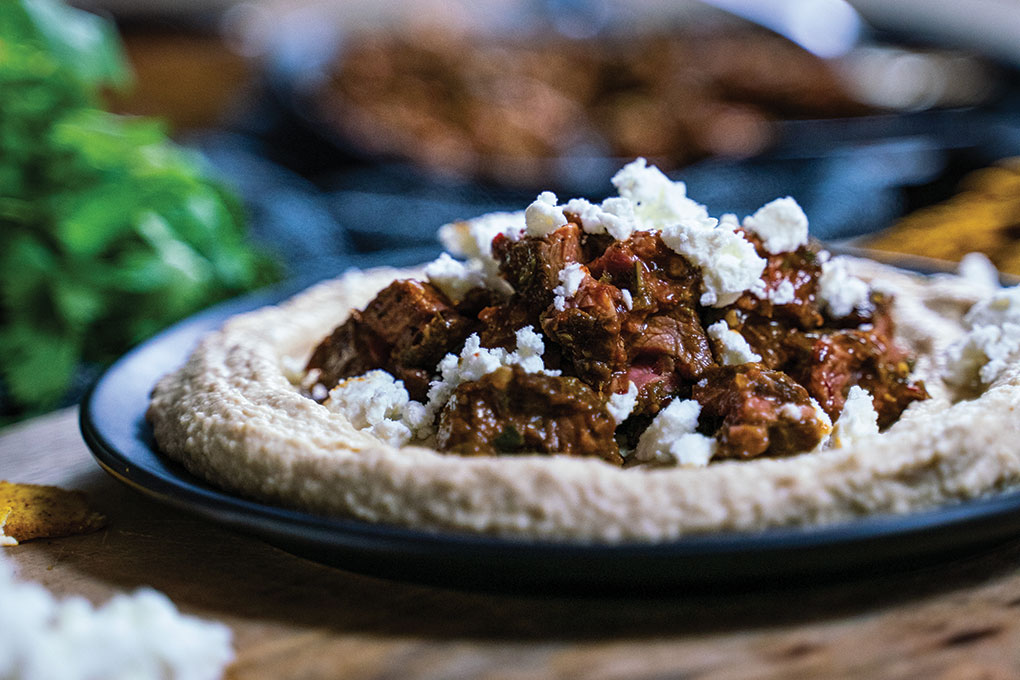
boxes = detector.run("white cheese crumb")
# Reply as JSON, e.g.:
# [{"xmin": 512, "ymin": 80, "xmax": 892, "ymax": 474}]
[
  {"xmin": 552, "ymin": 262, "xmax": 587, "ymax": 312},
  {"xmin": 742, "ymin": 196, "xmax": 809, "ymax": 254},
  {"xmin": 438, "ymin": 211, "xmax": 524, "ymax": 295},
  {"xmin": 633, "ymin": 399, "xmax": 717, "ymax": 467},
  {"xmin": 706, "ymin": 320, "xmax": 762, "ymax": 365},
  {"xmin": 610, "ymin": 157, "xmax": 711, "ymax": 231},
  {"xmin": 963, "ymin": 285, "xmax": 1020, "ymax": 328},
  {"xmin": 424, "ymin": 253, "xmax": 488, "ymax": 303},
  {"xmin": 811, "ymin": 397, "xmax": 833, "ymax": 450},
  {"xmin": 524, "ymin": 191, "xmax": 568, "ymax": 238},
  {"xmin": 0, "ymin": 552, "xmax": 233, "ymax": 680},
  {"xmin": 818, "ymin": 257, "xmax": 872, "ymax": 318},
  {"xmin": 324, "ymin": 370, "xmax": 427, "ymax": 447},
  {"xmin": 620, "ymin": 288, "xmax": 634, "ymax": 310},
  {"xmin": 659, "ymin": 218, "xmax": 766, "ymax": 307},
  {"xmin": 958, "ymin": 252, "xmax": 1001, "ymax": 292},
  {"xmin": 779, "ymin": 402, "xmax": 804, "ymax": 420},
  {"xmin": 606, "ymin": 382, "xmax": 639, "ymax": 424},
  {"xmin": 439, "ymin": 211, "xmax": 525, "ymax": 261},
  {"xmin": 941, "ymin": 282, "xmax": 1020, "ymax": 390},
  {"xmin": 423, "ymin": 327, "xmax": 559, "ymax": 430},
  {"xmin": 829, "ymin": 385, "xmax": 879, "ymax": 449},
  {"xmin": 769, "ymin": 279, "xmax": 797, "ymax": 305},
  {"xmin": 564, "ymin": 196, "xmax": 638, "ymax": 241}
]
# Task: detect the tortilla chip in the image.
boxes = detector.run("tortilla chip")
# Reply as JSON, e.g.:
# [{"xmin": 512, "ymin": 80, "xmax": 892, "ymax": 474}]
[{"xmin": 0, "ymin": 481, "xmax": 106, "ymax": 545}]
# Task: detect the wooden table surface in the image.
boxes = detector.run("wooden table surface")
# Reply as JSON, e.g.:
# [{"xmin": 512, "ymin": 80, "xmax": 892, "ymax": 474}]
[{"xmin": 4, "ymin": 408, "xmax": 1020, "ymax": 679}]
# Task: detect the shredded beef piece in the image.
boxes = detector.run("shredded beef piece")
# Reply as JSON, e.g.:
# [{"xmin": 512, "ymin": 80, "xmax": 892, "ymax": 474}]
[
  {"xmin": 532, "ymin": 229, "xmax": 713, "ymax": 416},
  {"xmin": 733, "ymin": 233, "xmax": 825, "ymax": 329},
  {"xmin": 436, "ymin": 365, "xmax": 622, "ymax": 464},
  {"xmin": 305, "ymin": 279, "xmax": 473, "ymax": 401},
  {"xmin": 693, "ymin": 363, "xmax": 829, "ymax": 459},
  {"xmin": 541, "ymin": 274, "xmax": 626, "ymax": 388},
  {"xmin": 492, "ymin": 224, "xmax": 582, "ymax": 308},
  {"xmin": 732, "ymin": 301, "xmax": 928, "ymax": 426}
]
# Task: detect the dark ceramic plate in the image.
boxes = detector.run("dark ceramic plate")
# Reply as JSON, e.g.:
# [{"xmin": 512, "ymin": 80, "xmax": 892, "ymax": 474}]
[{"xmin": 81, "ymin": 254, "xmax": 1020, "ymax": 594}]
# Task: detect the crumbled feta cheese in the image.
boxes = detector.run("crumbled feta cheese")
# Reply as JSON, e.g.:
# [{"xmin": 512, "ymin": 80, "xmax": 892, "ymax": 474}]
[
  {"xmin": 439, "ymin": 211, "xmax": 524, "ymax": 261},
  {"xmin": 310, "ymin": 383, "xmax": 328, "ymax": 402},
  {"xmin": 769, "ymin": 279, "xmax": 796, "ymax": 305},
  {"xmin": 325, "ymin": 370, "xmax": 427, "ymax": 447},
  {"xmin": 742, "ymin": 196, "xmax": 809, "ymax": 255},
  {"xmin": 958, "ymin": 252, "xmax": 1001, "ymax": 292},
  {"xmin": 552, "ymin": 262, "xmax": 587, "ymax": 312},
  {"xmin": 620, "ymin": 288, "xmax": 633, "ymax": 310},
  {"xmin": 659, "ymin": 218, "xmax": 766, "ymax": 307},
  {"xmin": 829, "ymin": 386, "xmax": 879, "ymax": 449},
  {"xmin": 707, "ymin": 321, "xmax": 762, "ymax": 365},
  {"xmin": 634, "ymin": 398, "xmax": 717, "ymax": 466},
  {"xmin": 606, "ymin": 382, "xmax": 639, "ymax": 424},
  {"xmin": 944, "ymin": 284, "xmax": 1020, "ymax": 388},
  {"xmin": 524, "ymin": 191, "xmax": 568, "ymax": 237},
  {"xmin": 425, "ymin": 253, "xmax": 488, "ymax": 303},
  {"xmin": 0, "ymin": 552, "xmax": 233, "ymax": 680},
  {"xmin": 964, "ymin": 285, "xmax": 1020, "ymax": 328},
  {"xmin": 564, "ymin": 196, "xmax": 638, "ymax": 241},
  {"xmin": 811, "ymin": 397, "xmax": 833, "ymax": 450},
  {"xmin": 423, "ymin": 327, "xmax": 558, "ymax": 429},
  {"xmin": 818, "ymin": 257, "xmax": 872, "ymax": 318},
  {"xmin": 610, "ymin": 158, "xmax": 711, "ymax": 231},
  {"xmin": 778, "ymin": 403, "xmax": 804, "ymax": 421}
]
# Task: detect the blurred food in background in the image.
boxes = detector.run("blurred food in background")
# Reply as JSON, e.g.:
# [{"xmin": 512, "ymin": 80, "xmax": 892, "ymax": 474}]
[
  {"xmin": 300, "ymin": 11, "xmax": 997, "ymax": 188},
  {"xmin": 110, "ymin": 22, "xmax": 254, "ymax": 130},
  {"xmin": 0, "ymin": 0, "xmax": 277, "ymax": 419},
  {"xmin": 863, "ymin": 158, "xmax": 1020, "ymax": 275},
  {"xmin": 316, "ymin": 25, "xmax": 868, "ymax": 187}
]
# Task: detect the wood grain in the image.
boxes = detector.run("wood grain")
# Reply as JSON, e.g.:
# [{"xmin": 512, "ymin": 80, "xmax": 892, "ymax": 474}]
[{"xmin": 3, "ymin": 408, "xmax": 1020, "ymax": 679}]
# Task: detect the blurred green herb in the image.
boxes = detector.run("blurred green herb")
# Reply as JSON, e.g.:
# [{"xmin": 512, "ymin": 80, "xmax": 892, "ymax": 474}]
[{"xmin": 0, "ymin": 0, "xmax": 278, "ymax": 416}]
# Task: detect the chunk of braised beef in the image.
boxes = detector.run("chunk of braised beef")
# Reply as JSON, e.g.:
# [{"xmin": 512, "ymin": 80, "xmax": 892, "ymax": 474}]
[
  {"xmin": 478, "ymin": 299, "xmax": 539, "ymax": 351},
  {"xmin": 436, "ymin": 365, "xmax": 622, "ymax": 464},
  {"xmin": 734, "ymin": 302, "xmax": 927, "ymax": 427},
  {"xmin": 305, "ymin": 279, "xmax": 473, "ymax": 401},
  {"xmin": 628, "ymin": 310, "xmax": 714, "ymax": 380},
  {"xmin": 588, "ymin": 231, "xmax": 701, "ymax": 310},
  {"xmin": 789, "ymin": 327, "xmax": 927, "ymax": 427},
  {"xmin": 540, "ymin": 274, "xmax": 626, "ymax": 388},
  {"xmin": 732, "ymin": 232, "xmax": 825, "ymax": 329},
  {"xmin": 693, "ymin": 363, "xmax": 829, "ymax": 459},
  {"xmin": 492, "ymin": 224, "xmax": 582, "ymax": 308}
]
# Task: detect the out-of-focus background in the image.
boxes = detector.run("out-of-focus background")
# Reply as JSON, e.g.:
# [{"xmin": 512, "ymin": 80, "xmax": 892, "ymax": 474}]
[{"xmin": 3, "ymin": 0, "xmax": 1020, "ymax": 422}]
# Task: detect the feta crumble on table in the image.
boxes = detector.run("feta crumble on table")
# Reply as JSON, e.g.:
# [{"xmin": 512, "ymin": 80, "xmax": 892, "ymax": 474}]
[
  {"xmin": 818, "ymin": 256, "xmax": 872, "ymax": 318},
  {"xmin": 829, "ymin": 385, "xmax": 880, "ymax": 449},
  {"xmin": 633, "ymin": 398, "xmax": 717, "ymax": 467},
  {"xmin": 324, "ymin": 370, "xmax": 427, "ymax": 447},
  {"xmin": 552, "ymin": 262, "xmax": 587, "ymax": 312},
  {"xmin": 742, "ymin": 196, "xmax": 809, "ymax": 255},
  {"xmin": 606, "ymin": 382, "xmax": 639, "ymax": 424},
  {"xmin": 0, "ymin": 552, "xmax": 233, "ymax": 680},
  {"xmin": 706, "ymin": 320, "xmax": 762, "ymax": 365}
]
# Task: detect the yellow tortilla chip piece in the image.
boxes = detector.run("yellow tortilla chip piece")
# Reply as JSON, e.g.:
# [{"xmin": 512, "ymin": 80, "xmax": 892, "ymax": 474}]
[{"xmin": 0, "ymin": 481, "xmax": 106, "ymax": 545}]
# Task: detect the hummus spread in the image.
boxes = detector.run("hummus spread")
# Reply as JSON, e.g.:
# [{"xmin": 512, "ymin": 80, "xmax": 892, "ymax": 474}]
[{"xmin": 147, "ymin": 162, "xmax": 1020, "ymax": 542}]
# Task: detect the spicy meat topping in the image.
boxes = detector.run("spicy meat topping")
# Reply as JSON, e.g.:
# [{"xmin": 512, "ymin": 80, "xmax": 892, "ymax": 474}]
[{"xmin": 302, "ymin": 160, "xmax": 928, "ymax": 466}]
